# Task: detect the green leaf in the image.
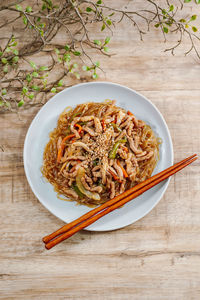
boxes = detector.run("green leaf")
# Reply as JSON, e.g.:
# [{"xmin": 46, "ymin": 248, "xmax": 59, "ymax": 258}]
[
  {"xmin": 32, "ymin": 71, "xmax": 39, "ymax": 77},
  {"xmin": 45, "ymin": 0, "xmax": 53, "ymax": 9},
  {"xmin": 15, "ymin": 4, "xmax": 22, "ymax": 11},
  {"xmin": 28, "ymin": 93, "xmax": 34, "ymax": 99},
  {"xmin": 154, "ymin": 23, "xmax": 160, "ymax": 28},
  {"xmin": 29, "ymin": 61, "xmax": 37, "ymax": 69},
  {"xmin": 169, "ymin": 5, "xmax": 174, "ymax": 11},
  {"xmin": 39, "ymin": 66, "xmax": 48, "ymax": 71},
  {"xmin": 13, "ymin": 49, "xmax": 19, "ymax": 55},
  {"xmin": 94, "ymin": 39, "xmax": 101, "ymax": 46},
  {"xmin": 1, "ymin": 58, "xmax": 7, "ymax": 64},
  {"xmin": 192, "ymin": 26, "xmax": 198, "ymax": 32},
  {"xmin": 51, "ymin": 87, "xmax": 57, "ymax": 93},
  {"xmin": 63, "ymin": 53, "xmax": 71, "ymax": 62},
  {"xmin": 5, "ymin": 47, "xmax": 11, "ymax": 52},
  {"xmin": 82, "ymin": 65, "xmax": 90, "ymax": 71},
  {"xmin": 18, "ymin": 99, "xmax": 24, "ymax": 107},
  {"xmin": 2, "ymin": 88, "xmax": 7, "ymax": 95},
  {"xmin": 42, "ymin": 4, "xmax": 46, "ymax": 10},
  {"xmin": 41, "ymin": 76, "xmax": 47, "ymax": 85},
  {"xmin": 0, "ymin": 51, "xmax": 3, "ymax": 57},
  {"xmin": 95, "ymin": 61, "xmax": 100, "ymax": 67},
  {"xmin": 162, "ymin": 9, "xmax": 166, "ymax": 15},
  {"xmin": 3, "ymin": 65, "xmax": 8, "ymax": 73},
  {"xmin": 11, "ymin": 41, "xmax": 17, "ymax": 47},
  {"xmin": 196, "ymin": 0, "xmax": 200, "ymax": 3},
  {"xmin": 103, "ymin": 46, "xmax": 109, "ymax": 52},
  {"xmin": 12, "ymin": 56, "xmax": 19, "ymax": 63},
  {"xmin": 73, "ymin": 63, "xmax": 78, "ymax": 68},
  {"xmin": 73, "ymin": 51, "xmax": 81, "ymax": 56},
  {"xmin": 5, "ymin": 102, "xmax": 11, "ymax": 108},
  {"xmin": 92, "ymin": 73, "xmax": 98, "ymax": 79},
  {"xmin": 22, "ymin": 86, "xmax": 28, "ymax": 94},
  {"xmin": 37, "ymin": 17, "xmax": 41, "ymax": 22},
  {"xmin": 190, "ymin": 15, "xmax": 197, "ymax": 21},
  {"xmin": 26, "ymin": 6, "xmax": 32, "ymax": 12},
  {"xmin": 106, "ymin": 19, "xmax": 112, "ymax": 26},
  {"xmin": 31, "ymin": 85, "xmax": 40, "ymax": 91},
  {"xmin": 163, "ymin": 27, "xmax": 168, "ymax": 33},
  {"xmin": 101, "ymin": 23, "xmax": 106, "ymax": 31},
  {"xmin": 23, "ymin": 16, "xmax": 28, "ymax": 25},
  {"xmin": 109, "ymin": 12, "xmax": 115, "ymax": 17},
  {"xmin": 179, "ymin": 19, "xmax": 186, "ymax": 23},
  {"xmin": 97, "ymin": 0, "xmax": 102, "ymax": 4},
  {"xmin": 39, "ymin": 23, "xmax": 45, "ymax": 28},
  {"xmin": 26, "ymin": 74, "xmax": 32, "ymax": 82},
  {"xmin": 74, "ymin": 72, "xmax": 80, "ymax": 79},
  {"xmin": 42, "ymin": 79, "xmax": 47, "ymax": 87},
  {"xmin": 64, "ymin": 44, "xmax": 70, "ymax": 51},
  {"xmin": 39, "ymin": 29, "xmax": 44, "ymax": 37},
  {"xmin": 184, "ymin": 0, "xmax": 191, "ymax": 2},
  {"xmin": 58, "ymin": 80, "xmax": 63, "ymax": 87},
  {"xmin": 86, "ymin": 7, "xmax": 92, "ymax": 12},
  {"xmin": 105, "ymin": 37, "xmax": 110, "ymax": 44},
  {"xmin": 55, "ymin": 48, "xmax": 60, "ymax": 54}
]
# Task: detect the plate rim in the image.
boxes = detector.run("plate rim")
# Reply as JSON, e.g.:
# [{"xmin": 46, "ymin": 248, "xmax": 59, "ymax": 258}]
[{"xmin": 23, "ymin": 81, "xmax": 174, "ymax": 231}]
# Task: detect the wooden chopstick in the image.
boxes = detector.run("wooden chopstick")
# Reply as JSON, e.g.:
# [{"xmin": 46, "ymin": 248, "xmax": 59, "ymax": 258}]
[
  {"xmin": 43, "ymin": 154, "xmax": 196, "ymax": 244},
  {"xmin": 43, "ymin": 154, "xmax": 197, "ymax": 249}
]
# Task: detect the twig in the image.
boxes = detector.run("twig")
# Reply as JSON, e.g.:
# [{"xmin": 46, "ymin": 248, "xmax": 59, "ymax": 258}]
[{"xmin": 0, "ymin": 0, "xmax": 200, "ymax": 112}]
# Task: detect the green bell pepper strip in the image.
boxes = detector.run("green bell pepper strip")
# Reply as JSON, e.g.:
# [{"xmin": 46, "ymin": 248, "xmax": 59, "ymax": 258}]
[
  {"xmin": 109, "ymin": 138, "xmax": 127, "ymax": 159},
  {"xmin": 110, "ymin": 123, "xmax": 122, "ymax": 132},
  {"xmin": 76, "ymin": 167, "xmax": 100, "ymax": 201},
  {"xmin": 72, "ymin": 184, "xmax": 84, "ymax": 198}
]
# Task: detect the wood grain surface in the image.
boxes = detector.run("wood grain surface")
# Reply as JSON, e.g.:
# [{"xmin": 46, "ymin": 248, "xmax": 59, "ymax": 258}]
[{"xmin": 0, "ymin": 1, "xmax": 200, "ymax": 299}]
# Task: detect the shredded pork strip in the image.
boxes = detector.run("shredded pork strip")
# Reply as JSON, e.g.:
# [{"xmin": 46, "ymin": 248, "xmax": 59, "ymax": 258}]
[{"xmin": 113, "ymin": 161, "xmax": 124, "ymax": 181}]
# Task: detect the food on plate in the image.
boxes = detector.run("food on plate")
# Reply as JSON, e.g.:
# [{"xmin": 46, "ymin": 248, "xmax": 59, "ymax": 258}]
[{"xmin": 42, "ymin": 100, "xmax": 160, "ymax": 206}]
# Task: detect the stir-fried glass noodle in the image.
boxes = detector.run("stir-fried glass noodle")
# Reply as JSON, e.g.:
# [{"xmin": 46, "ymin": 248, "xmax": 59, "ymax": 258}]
[{"xmin": 42, "ymin": 100, "xmax": 160, "ymax": 206}]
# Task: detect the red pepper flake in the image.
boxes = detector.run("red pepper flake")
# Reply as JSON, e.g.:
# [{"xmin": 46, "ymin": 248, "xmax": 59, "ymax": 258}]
[
  {"xmin": 102, "ymin": 119, "xmax": 106, "ymax": 131},
  {"xmin": 127, "ymin": 110, "xmax": 133, "ymax": 116}
]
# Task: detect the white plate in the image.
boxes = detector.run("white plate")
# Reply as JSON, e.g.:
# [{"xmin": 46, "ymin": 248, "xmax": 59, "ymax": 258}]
[{"xmin": 23, "ymin": 82, "xmax": 173, "ymax": 231}]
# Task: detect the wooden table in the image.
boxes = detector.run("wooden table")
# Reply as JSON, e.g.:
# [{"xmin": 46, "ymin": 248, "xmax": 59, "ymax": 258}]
[{"xmin": 0, "ymin": 1, "xmax": 200, "ymax": 299}]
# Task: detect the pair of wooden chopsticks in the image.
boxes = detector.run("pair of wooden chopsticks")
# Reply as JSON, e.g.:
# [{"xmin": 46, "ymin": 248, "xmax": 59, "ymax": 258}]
[{"xmin": 43, "ymin": 154, "xmax": 197, "ymax": 250}]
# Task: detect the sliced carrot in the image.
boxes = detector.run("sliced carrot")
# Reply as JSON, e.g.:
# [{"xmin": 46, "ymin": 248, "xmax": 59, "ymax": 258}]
[
  {"xmin": 74, "ymin": 124, "xmax": 82, "ymax": 134},
  {"xmin": 108, "ymin": 169, "xmax": 122, "ymax": 183},
  {"xmin": 102, "ymin": 119, "xmax": 106, "ymax": 131},
  {"xmin": 127, "ymin": 110, "xmax": 133, "ymax": 116},
  {"xmin": 117, "ymin": 160, "xmax": 128, "ymax": 178},
  {"xmin": 57, "ymin": 134, "xmax": 75, "ymax": 163},
  {"xmin": 123, "ymin": 146, "xmax": 129, "ymax": 153}
]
